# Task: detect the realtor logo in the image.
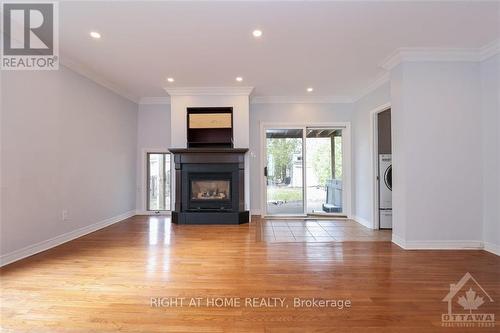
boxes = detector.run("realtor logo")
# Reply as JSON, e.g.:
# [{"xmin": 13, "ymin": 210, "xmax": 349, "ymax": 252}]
[
  {"xmin": 1, "ymin": 2, "xmax": 59, "ymax": 70},
  {"xmin": 441, "ymin": 272, "xmax": 495, "ymax": 328}
]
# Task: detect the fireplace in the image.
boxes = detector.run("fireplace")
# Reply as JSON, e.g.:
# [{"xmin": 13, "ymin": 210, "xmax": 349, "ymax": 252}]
[
  {"xmin": 191, "ymin": 179, "xmax": 230, "ymax": 201},
  {"xmin": 188, "ymin": 173, "xmax": 232, "ymax": 210},
  {"xmin": 169, "ymin": 148, "xmax": 249, "ymax": 224}
]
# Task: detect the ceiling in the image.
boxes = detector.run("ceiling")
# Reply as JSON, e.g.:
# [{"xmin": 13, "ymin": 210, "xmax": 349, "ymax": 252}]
[{"xmin": 58, "ymin": 1, "xmax": 500, "ymax": 102}]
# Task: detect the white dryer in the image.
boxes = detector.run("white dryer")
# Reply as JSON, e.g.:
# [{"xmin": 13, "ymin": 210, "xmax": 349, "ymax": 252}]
[{"xmin": 379, "ymin": 154, "xmax": 392, "ymax": 229}]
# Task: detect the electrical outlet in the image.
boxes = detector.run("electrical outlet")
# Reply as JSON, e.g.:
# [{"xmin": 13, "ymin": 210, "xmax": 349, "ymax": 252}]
[{"xmin": 61, "ymin": 210, "xmax": 69, "ymax": 221}]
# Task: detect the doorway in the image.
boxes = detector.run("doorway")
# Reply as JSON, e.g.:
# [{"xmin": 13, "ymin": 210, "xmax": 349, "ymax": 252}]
[
  {"xmin": 262, "ymin": 124, "xmax": 351, "ymax": 217},
  {"xmin": 372, "ymin": 107, "xmax": 392, "ymax": 230}
]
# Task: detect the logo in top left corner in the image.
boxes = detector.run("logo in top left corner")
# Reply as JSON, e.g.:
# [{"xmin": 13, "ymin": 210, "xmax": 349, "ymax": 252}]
[{"xmin": 1, "ymin": 2, "xmax": 59, "ymax": 70}]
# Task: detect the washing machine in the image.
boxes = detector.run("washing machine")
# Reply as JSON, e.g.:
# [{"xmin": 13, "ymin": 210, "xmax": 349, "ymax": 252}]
[{"xmin": 379, "ymin": 154, "xmax": 392, "ymax": 229}]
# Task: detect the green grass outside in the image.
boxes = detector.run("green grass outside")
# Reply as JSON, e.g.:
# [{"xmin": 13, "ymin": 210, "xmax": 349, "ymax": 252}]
[{"xmin": 267, "ymin": 187, "xmax": 302, "ymax": 202}]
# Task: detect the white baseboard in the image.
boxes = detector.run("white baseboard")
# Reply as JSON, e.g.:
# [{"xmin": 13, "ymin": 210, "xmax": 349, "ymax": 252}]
[
  {"xmin": 391, "ymin": 234, "xmax": 406, "ymax": 249},
  {"xmin": 2, "ymin": 210, "xmax": 497, "ymax": 266},
  {"xmin": 392, "ymin": 238, "xmax": 485, "ymax": 251},
  {"xmin": 404, "ymin": 240, "xmax": 483, "ymax": 250},
  {"xmin": 250, "ymin": 209, "xmax": 261, "ymax": 216},
  {"xmin": 0, "ymin": 210, "xmax": 136, "ymax": 267},
  {"xmin": 352, "ymin": 215, "xmax": 374, "ymax": 229},
  {"xmin": 483, "ymin": 242, "xmax": 500, "ymax": 256}
]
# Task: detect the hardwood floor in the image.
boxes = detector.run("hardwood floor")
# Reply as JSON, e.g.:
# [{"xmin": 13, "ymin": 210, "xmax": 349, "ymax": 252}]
[{"xmin": 1, "ymin": 215, "xmax": 498, "ymax": 332}]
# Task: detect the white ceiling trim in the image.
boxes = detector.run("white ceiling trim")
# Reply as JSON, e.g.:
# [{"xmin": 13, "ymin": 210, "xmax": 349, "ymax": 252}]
[
  {"xmin": 64, "ymin": 38, "xmax": 500, "ymax": 107},
  {"xmin": 139, "ymin": 97, "xmax": 171, "ymax": 105},
  {"xmin": 380, "ymin": 41, "xmax": 500, "ymax": 71},
  {"xmin": 165, "ymin": 86, "xmax": 254, "ymax": 96},
  {"xmin": 140, "ymin": 94, "xmax": 353, "ymax": 105},
  {"xmin": 60, "ymin": 55, "xmax": 139, "ymax": 103},
  {"xmin": 353, "ymin": 40, "xmax": 500, "ymax": 102},
  {"xmin": 250, "ymin": 95, "xmax": 353, "ymax": 104},
  {"xmin": 381, "ymin": 48, "xmax": 479, "ymax": 71},
  {"xmin": 479, "ymin": 39, "xmax": 500, "ymax": 61},
  {"xmin": 352, "ymin": 72, "xmax": 390, "ymax": 103}
]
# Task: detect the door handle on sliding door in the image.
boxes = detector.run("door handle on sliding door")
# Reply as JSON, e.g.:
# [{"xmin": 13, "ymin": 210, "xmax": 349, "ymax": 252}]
[{"xmin": 264, "ymin": 166, "xmax": 268, "ymax": 177}]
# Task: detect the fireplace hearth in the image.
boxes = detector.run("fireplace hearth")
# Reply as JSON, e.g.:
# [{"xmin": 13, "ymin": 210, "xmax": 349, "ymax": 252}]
[{"xmin": 169, "ymin": 148, "xmax": 249, "ymax": 224}]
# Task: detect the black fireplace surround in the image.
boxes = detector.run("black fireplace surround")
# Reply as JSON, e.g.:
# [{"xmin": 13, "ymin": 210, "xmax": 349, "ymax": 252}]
[{"xmin": 169, "ymin": 148, "xmax": 249, "ymax": 224}]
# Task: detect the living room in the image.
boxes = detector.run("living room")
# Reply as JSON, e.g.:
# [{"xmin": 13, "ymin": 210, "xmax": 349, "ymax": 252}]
[{"xmin": 1, "ymin": 1, "xmax": 499, "ymax": 332}]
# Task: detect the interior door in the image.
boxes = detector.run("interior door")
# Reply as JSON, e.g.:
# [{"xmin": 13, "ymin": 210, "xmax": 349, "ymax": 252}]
[{"xmin": 264, "ymin": 128, "xmax": 305, "ymax": 216}]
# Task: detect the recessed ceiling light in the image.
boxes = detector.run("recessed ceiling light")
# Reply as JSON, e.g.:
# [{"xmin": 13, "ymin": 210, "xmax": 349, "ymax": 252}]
[
  {"xmin": 90, "ymin": 31, "xmax": 101, "ymax": 39},
  {"xmin": 252, "ymin": 29, "xmax": 263, "ymax": 38},
  {"xmin": 307, "ymin": 87, "xmax": 314, "ymax": 92},
  {"xmin": 236, "ymin": 77, "xmax": 243, "ymax": 82},
  {"xmin": 167, "ymin": 77, "xmax": 175, "ymax": 83}
]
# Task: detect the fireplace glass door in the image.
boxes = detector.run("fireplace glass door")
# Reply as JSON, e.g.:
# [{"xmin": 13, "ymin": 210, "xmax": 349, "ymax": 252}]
[
  {"xmin": 191, "ymin": 180, "xmax": 231, "ymax": 201},
  {"xmin": 188, "ymin": 172, "xmax": 233, "ymax": 210}
]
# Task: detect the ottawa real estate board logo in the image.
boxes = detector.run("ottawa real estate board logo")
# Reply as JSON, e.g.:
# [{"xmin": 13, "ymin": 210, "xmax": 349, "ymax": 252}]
[
  {"xmin": 442, "ymin": 272, "xmax": 495, "ymax": 328},
  {"xmin": 1, "ymin": 2, "xmax": 58, "ymax": 70}
]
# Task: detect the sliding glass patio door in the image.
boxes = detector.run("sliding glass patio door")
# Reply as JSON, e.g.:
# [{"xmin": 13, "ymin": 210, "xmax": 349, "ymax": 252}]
[
  {"xmin": 265, "ymin": 128, "xmax": 304, "ymax": 215},
  {"xmin": 305, "ymin": 128, "xmax": 344, "ymax": 215},
  {"xmin": 263, "ymin": 125, "xmax": 347, "ymax": 217}
]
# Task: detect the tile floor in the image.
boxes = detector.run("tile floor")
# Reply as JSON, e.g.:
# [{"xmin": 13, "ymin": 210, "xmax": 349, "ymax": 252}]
[{"xmin": 259, "ymin": 219, "xmax": 392, "ymax": 243}]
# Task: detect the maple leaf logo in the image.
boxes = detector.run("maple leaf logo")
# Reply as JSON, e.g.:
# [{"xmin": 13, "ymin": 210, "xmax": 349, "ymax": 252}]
[{"xmin": 457, "ymin": 288, "xmax": 485, "ymax": 313}]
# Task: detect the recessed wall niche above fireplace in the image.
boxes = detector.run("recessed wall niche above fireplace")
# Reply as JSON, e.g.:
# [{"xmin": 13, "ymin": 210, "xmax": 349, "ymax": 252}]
[
  {"xmin": 187, "ymin": 107, "xmax": 233, "ymax": 148},
  {"xmin": 169, "ymin": 106, "xmax": 249, "ymax": 225}
]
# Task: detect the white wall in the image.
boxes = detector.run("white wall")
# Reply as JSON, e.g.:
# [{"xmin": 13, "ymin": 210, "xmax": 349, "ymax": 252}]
[
  {"xmin": 136, "ymin": 101, "xmax": 353, "ymax": 215},
  {"xmin": 390, "ymin": 66, "xmax": 408, "ymax": 242},
  {"xmin": 169, "ymin": 94, "xmax": 251, "ymax": 209},
  {"xmin": 352, "ymin": 82, "xmax": 391, "ymax": 226},
  {"xmin": 480, "ymin": 54, "xmax": 500, "ymax": 253},
  {"xmin": 170, "ymin": 95, "xmax": 249, "ymax": 149},
  {"xmin": 136, "ymin": 103, "xmax": 171, "ymax": 212},
  {"xmin": 1, "ymin": 66, "xmax": 138, "ymax": 261},
  {"xmin": 391, "ymin": 61, "xmax": 483, "ymax": 246},
  {"xmin": 249, "ymin": 103, "xmax": 353, "ymax": 214},
  {"xmin": 1, "ymin": 59, "xmax": 496, "ymax": 261}
]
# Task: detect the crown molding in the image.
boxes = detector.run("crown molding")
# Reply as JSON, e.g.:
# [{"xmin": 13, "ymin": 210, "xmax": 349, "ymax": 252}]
[
  {"xmin": 250, "ymin": 95, "xmax": 353, "ymax": 104},
  {"xmin": 164, "ymin": 86, "xmax": 254, "ymax": 96},
  {"xmin": 142, "ymin": 94, "xmax": 352, "ymax": 105},
  {"xmin": 380, "ymin": 40, "xmax": 500, "ymax": 71},
  {"xmin": 139, "ymin": 97, "xmax": 171, "ymax": 105},
  {"xmin": 353, "ymin": 72, "xmax": 390, "ymax": 102},
  {"xmin": 380, "ymin": 47, "xmax": 481, "ymax": 71},
  {"xmin": 60, "ymin": 55, "xmax": 139, "ymax": 103},
  {"xmin": 479, "ymin": 39, "xmax": 500, "ymax": 61},
  {"xmin": 60, "ymin": 39, "xmax": 499, "ymax": 108},
  {"xmin": 354, "ymin": 39, "xmax": 500, "ymax": 102}
]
